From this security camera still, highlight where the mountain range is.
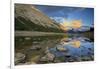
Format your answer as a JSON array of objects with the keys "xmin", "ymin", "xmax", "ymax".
[{"xmin": 15, "ymin": 4, "xmax": 64, "ymax": 33}]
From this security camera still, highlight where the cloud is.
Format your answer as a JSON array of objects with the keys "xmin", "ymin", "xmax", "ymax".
[
  {"xmin": 34, "ymin": 5, "xmax": 94, "ymax": 26},
  {"xmin": 35, "ymin": 5, "xmax": 85, "ymax": 18},
  {"xmin": 50, "ymin": 17, "xmax": 65, "ymax": 23}
]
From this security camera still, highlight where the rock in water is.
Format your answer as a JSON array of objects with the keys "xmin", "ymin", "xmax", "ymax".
[
  {"xmin": 24, "ymin": 37, "xmax": 31, "ymax": 40},
  {"xmin": 40, "ymin": 56, "xmax": 47, "ymax": 62},
  {"xmin": 30, "ymin": 45, "xmax": 41, "ymax": 50},
  {"xmin": 15, "ymin": 53, "xmax": 25, "ymax": 64},
  {"xmin": 40, "ymin": 52, "xmax": 55, "ymax": 62},
  {"xmin": 45, "ymin": 47, "xmax": 49, "ymax": 53},
  {"xmin": 81, "ymin": 56, "xmax": 91, "ymax": 61},
  {"xmin": 46, "ymin": 53, "xmax": 55, "ymax": 61}
]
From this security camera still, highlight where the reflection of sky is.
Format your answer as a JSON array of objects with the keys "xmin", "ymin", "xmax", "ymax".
[
  {"xmin": 35, "ymin": 5, "xmax": 94, "ymax": 26},
  {"xmin": 49, "ymin": 37, "xmax": 94, "ymax": 57}
]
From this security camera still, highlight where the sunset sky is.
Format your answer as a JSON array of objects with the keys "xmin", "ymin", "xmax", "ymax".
[{"xmin": 35, "ymin": 5, "xmax": 94, "ymax": 27}]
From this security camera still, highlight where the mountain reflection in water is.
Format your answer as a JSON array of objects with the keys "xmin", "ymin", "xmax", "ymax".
[{"xmin": 15, "ymin": 35, "xmax": 94, "ymax": 65}]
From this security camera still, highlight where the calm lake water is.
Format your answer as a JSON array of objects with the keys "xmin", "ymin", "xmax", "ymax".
[{"xmin": 15, "ymin": 35, "xmax": 94, "ymax": 65}]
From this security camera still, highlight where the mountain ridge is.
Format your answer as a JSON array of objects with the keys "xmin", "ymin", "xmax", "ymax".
[{"xmin": 15, "ymin": 4, "xmax": 64, "ymax": 33}]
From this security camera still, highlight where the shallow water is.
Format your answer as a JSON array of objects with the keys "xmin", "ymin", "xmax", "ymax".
[{"xmin": 15, "ymin": 35, "xmax": 94, "ymax": 65}]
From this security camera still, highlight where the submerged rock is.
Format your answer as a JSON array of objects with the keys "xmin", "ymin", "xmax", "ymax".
[
  {"xmin": 24, "ymin": 37, "xmax": 31, "ymax": 40},
  {"xmin": 46, "ymin": 53, "xmax": 55, "ymax": 61},
  {"xmin": 39, "ymin": 46, "xmax": 55, "ymax": 62},
  {"xmin": 67, "ymin": 58, "xmax": 74, "ymax": 62},
  {"xmin": 90, "ymin": 55, "xmax": 94, "ymax": 60},
  {"xmin": 45, "ymin": 47, "xmax": 50, "ymax": 54},
  {"xmin": 54, "ymin": 59, "xmax": 61, "ymax": 63},
  {"xmin": 39, "ymin": 56, "xmax": 47, "ymax": 62},
  {"xmin": 15, "ymin": 53, "xmax": 25, "ymax": 64},
  {"xmin": 30, "ymin": 45, "xmax": 41, "ymax": 50},
  {"xmin": 81, "ymin": 56, "xmax": 92, "ymax": 61},
  {"xmin": 40, "ymin": 52, "xmax": 55, "ymax": 62},
  {"xmin": 32, "ymin": 41, "xmax": 40, "ymax": 44},
  {"xmin": 54, "ymin": 57, "xmax": 65, "ymax": 63}
]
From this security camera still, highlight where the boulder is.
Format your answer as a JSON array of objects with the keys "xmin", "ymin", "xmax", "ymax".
[
  {"xmin": 32, "ymin": 41, "xmax": 40, "ymax": 44},
  {"xmin": 81, "ymin": 56, "xmax": 91, "ymax": 61},
  {"xmin": 30, "ymin": 45, "xmax": 41, "ymax": 50},
  {"xmin": 15, "ymin": 53, "xmax": 25, "ymax": 64},
  {"xmin": 39, "ymin": 56, "xmax": 47, "ymax": 62},
  {"xmin": 24, "ymin": 37, "xmax": 31, "ymax": 40},
  {"xmin": 46, "ymin": 53, "xmax": 55, "ymax": 61},
  {"xmin": 40, "ymin": 52, "xmax": 55, "ymax": 62}
]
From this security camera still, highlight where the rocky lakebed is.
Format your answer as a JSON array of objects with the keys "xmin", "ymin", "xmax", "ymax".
[{"xmin": 15, "ymin": 35, "xmax": 94, "ymax": 65}]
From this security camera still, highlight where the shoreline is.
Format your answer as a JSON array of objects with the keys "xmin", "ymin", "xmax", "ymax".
[{"xmin": 15, "ymin": 31, "xmax": 67, "ymax": 36}]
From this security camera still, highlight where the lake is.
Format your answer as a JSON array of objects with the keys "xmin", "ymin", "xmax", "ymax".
[{"xmin": 15, "ymin": 34, "xmax": 94, "ymax": 65}]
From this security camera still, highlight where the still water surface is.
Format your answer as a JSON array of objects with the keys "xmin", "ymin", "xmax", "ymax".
[{"xmin": 15, "ymin": 35, "xmax": 94, "ymax": 65}]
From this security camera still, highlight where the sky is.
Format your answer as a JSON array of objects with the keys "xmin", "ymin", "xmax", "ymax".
[{"xmin": 35, "ymin": 5, "xmax": 94, "ymax": 27}]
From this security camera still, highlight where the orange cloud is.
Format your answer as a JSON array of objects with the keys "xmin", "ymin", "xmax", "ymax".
[
  {"xmin": 59, "ymin": 20, "xmax": 71, "ymax": 31},
  {"xmin": 71, "ymin": 20, "xmax": 82, "ymax": 29},
  {"xmin": 59, "ymin": 19, "xmax": 82, "ymax": 31}
]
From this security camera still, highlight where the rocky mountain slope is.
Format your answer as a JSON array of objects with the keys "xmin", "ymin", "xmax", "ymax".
[{"xmin": 15, "ymin": 4, "xmax": 64, "ymax": 33}]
